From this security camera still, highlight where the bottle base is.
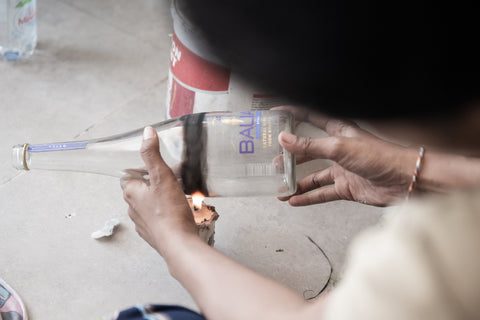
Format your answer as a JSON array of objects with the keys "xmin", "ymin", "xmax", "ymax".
[
  {"xmin": 1, "ymin": 41, "xmax": 37, "ymax": 62},
  {"xmin": 2, "ymin": 51, "xmax": 20, "ymax": 61}
]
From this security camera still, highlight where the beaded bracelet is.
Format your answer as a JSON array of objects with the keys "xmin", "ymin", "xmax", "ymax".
[{"xmin": 406, "ymin": 146, "xmax": 425, "ymax": 200}]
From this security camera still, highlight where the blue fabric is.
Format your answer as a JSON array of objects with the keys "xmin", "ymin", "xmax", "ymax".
[{"xmin": 117, "ymin": 304, "xmax": 206, "ymax": 320}]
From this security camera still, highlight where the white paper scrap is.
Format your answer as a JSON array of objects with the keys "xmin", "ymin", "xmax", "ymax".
[{"xmin": 91, "ymin": 218, "xmax": 120, "ymax": 239}]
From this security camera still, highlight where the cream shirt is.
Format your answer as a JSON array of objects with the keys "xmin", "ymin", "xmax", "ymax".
[{"xmin": 324, "ymin": 188, "xmax": 480, "ymax": 320}]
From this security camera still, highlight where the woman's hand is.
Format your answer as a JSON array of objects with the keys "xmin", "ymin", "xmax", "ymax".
[
  {"xmin": 120, "ymin": 127, "xmax": 199, "ymax": 256},
  {"xmin": 119, "ymin": 128, "xmax": 331, "ymax": 320},
  {"xmin": 276, "ymin": 106, "xmax": 418, "ymax": 207}
]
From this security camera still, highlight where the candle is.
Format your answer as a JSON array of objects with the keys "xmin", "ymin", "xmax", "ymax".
[{"xmin": 187, "ymin": 193, "xmax": 219, "ymax": 246}]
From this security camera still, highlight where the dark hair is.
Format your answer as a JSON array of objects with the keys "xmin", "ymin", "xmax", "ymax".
[{"xmin": 177, "ymin": 0, "xmax": 478, "ymax": 119}]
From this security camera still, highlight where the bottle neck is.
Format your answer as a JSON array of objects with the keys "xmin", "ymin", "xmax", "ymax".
[{"xmin": 12, "ymin": 140, "xmax": 143, "ymax": 177}]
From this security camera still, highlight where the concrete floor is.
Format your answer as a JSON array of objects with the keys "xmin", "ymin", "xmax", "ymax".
[{"xmin": 0, "ymin": 0, "xmax": 384, "ymax": 318}]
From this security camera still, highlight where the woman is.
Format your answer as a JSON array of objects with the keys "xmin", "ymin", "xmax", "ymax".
[{"xmin": 116, "ymin": 1, "xmax": 480, "ymax": 319}]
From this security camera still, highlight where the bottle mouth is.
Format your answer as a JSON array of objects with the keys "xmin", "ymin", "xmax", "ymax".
[{"xmin": 12, "ymin": 144, "xmax": 29, "ymax": 170}]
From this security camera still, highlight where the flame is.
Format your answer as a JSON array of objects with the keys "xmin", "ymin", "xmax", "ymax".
[{"xmin": 191, "ymin": 191, "xmax": 205, "ymax": 210}]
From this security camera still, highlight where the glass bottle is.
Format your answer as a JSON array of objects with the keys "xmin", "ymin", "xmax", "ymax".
[{"xmin": 12, "ymin": 111, "xmax": 296, "ymax": 197}]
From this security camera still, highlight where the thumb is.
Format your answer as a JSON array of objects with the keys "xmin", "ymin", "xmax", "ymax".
[
  {"xmin": 140, "ymin": 126, "xmax": 171, "ymax": 185},
  {"xmin": 278, "ymin": 131, "xmax": 337, "ymax": 161}
]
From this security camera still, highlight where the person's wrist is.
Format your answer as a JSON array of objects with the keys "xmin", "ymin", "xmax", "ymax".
[
  {"xmin": 154, "ymin": 221, "xmax": 200, "ymax": 257},
  {"xmin": 397, "ymin": 146, "xmax": 425, "ymax": 192}
]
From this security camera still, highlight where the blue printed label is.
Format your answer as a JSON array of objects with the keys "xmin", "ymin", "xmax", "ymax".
[
  {"xmin": 256, "ymin": 111, "xmax": 262, "ymax": 139},
  {"xmin": 238, "ymin": 111, "xmax": 265, "ymax": 154},
  {"xmin": 28, "ymin": 141, "xmax": 88, "ymax": 153}
]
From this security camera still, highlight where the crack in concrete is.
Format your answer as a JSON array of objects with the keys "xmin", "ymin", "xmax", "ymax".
[
  {"xmin": 73, "ymin": 78, "xmax": 168, "ymax": 139},
  {"xmin": 0, "ymin": 172, "xmax": 24, "ymax": 187}
]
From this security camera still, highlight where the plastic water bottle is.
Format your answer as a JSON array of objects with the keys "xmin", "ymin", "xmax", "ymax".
[
  {"xmin": 12, "ymin": 111, "xmax": 296, "ymax": 197},
  {"xmin": 0, "ymin": 0, "xmax": 37, "ymax": 61}
]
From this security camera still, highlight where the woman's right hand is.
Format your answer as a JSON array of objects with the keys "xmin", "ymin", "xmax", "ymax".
[{"xmin": 276, "ymin": 106, "xmax": 419, "ymax": 207}]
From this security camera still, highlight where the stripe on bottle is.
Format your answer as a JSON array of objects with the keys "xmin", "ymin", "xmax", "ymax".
[{"xmin": 28, "ymin": 141, "xmax": 88, "ymax": 152}]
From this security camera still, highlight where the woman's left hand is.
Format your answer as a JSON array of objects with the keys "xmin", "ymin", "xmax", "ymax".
[{"xmin": 121, "ymin": 128, "xmax": 329, "ymax": 320}]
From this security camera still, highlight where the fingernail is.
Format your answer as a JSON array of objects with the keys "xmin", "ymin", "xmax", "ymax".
[
  {"xmin": 280, "ymin": 131, "xmax": 296, "ymax": 144},
  {"xmin": 143, "ymin": 126, "xmax": 156, "ymax": 140}
]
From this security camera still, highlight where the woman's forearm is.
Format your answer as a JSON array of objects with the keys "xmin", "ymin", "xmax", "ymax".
[
  {"xmin": 414, "ymin": 150, "xmax": 480, "ymax": 193},
  {"xmin": 162, "ymin": 234, "xmax": 326, "ymax": 320}
]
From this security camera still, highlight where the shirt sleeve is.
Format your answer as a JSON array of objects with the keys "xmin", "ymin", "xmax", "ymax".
[{"xmin": 323, "ymin": 189, "xmax": 480, "ymax": 320}]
